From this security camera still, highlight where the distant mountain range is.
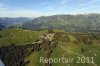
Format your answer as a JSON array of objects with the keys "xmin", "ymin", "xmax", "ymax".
[
  {"xmin": 22, "ymin": 13, "xmax": 100, "ymax": 32},
  {"xmin": 0, "ymin": 14, "xmax": 100, "ymax": 32},
  {"xmin": 0, "ymin": 17, "xmax": 33, "ymax": 29}
]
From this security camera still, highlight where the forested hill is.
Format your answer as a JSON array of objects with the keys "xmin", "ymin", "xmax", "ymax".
[{"xmin": 22, "ymin": 13, "xmax": 100, "ymax": 32}]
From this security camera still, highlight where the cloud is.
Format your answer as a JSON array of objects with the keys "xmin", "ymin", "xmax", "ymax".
[
  {"xmin": 60, "ymin": 0, "xmax": 69, "ymax": 5},
  {"xmin": 42, "ymin": 2, "xmax": 48, "ymax": 6},
  {"xmin": 70, "ymin": 0, "xmax": 100, "ymax": 14},
  {"xmin": 0, "ymin": 3, "xmax": 8, "ymax": 11},
  {"xmin": 79, "ymin": 0, "xmax": 99, "ymax": 6},
  {"xmin": 0, "ymin": 9, "xmax": 48, "ymax": 17},
  {"xmin": 0, "ymin": 3, "xmax": 49, "ymax": 17},
  {"xmin": 0, "ymin": 6, "xmax": 55, "ymax": 17},
  {"xmin": 0, "ymin": 1, "xmax": 56, "ymax": 17},
  {"xmin": 0, "ymin": 0, "xmax": 100, "ymax": 17}
]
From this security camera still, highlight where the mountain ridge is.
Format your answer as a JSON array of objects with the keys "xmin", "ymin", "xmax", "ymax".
[{"xmin": 22, "ymin": 13, "xmax": 100, "ymax": 32}]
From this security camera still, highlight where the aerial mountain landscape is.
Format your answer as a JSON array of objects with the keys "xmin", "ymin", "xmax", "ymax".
[
  {"xmin": 0, "ymin": 0, "xmax": 100, "ymax": 66},
  {"xmin": 0, "ymin": 14, "xmax": 100, "ymax": 66}
]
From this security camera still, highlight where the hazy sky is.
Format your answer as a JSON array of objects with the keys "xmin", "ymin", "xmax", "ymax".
[{"xmin": 0, "ymin": 0, "xmax": 100, "ymax": 17}]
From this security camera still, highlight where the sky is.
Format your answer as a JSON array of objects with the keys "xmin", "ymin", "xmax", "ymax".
[{"xmin": 0, "ymin": 0, "xmax": 100, "ymax": 17}]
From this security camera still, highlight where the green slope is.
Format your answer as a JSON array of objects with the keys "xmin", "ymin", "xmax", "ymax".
[
  {"xmin": 0, "ymin": 28, "xmax": 40, "ymax": 46},
  {"xmin": 0, "ymin": 28, "xmax": 100, "ymax": 66}
]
